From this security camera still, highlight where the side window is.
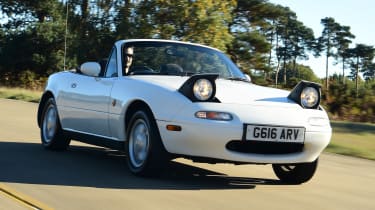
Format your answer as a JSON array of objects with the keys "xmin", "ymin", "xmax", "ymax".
[{"xmin": 105, "ymin": 48, "xmax": 118, "ymax": 77}]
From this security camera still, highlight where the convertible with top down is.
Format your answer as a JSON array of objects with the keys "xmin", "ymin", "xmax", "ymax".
[{"xmin": 37, "ymin": 39, "xmax": 331, "ymax": 184}]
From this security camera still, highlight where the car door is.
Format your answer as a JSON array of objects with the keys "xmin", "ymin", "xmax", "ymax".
[{"xmin": 58, "ymin": 48, "xmax": 118, "ymax": 138}]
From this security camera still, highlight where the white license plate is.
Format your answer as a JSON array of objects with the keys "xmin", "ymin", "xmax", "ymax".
[{"xmin": 246, "ymin": 125, "xmax": 305, "ymax": 143}]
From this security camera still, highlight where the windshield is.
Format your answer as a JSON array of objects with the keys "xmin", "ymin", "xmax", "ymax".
[{"xmin": 123, "ymin": 41, "xmax": 247, "ymax": 80}]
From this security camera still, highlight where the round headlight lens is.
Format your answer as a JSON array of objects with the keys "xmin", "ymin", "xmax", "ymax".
[
  {"xmin": 301, "ymin": 87, "xmax": 319, "ymax": 108},
  {"xmin": 193, "ymin": 79, "xmax": 213, "ymax": 101}
]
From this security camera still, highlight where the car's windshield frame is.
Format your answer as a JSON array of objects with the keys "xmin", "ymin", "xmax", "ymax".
[{"xmin": 121, "ymin": 41, "xmax": 248, "ymax": 81}]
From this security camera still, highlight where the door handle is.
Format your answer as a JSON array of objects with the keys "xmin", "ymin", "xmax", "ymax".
[{"xmin": 71, "ymin": 83, "xmax": 77, "ymax": 88}]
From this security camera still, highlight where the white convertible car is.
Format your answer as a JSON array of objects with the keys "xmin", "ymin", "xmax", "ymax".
[{"xmin": 37, "ymin": 39, "xmax": 331, "ymax": 184}]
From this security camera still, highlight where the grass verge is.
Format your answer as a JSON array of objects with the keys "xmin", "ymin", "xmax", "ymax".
[
  {"xmin": 0, "ymin": 87, "xmax": 41, "ymax": 103},
  {"xmin": 326, "ymin": 121, "xmax": 375, "ymax": 160}
]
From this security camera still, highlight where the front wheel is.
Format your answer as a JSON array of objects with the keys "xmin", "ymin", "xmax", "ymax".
[
  {"xmin": 272, "ymin": 158, "xmax": 319, "ymax": 184},
  {"xmin": 40, "ymin": 98, "xmax": 70, "ymax": 150},
  {"xmin": 125, "ymin": 110, "xmax": 168, "ymax": 176}
]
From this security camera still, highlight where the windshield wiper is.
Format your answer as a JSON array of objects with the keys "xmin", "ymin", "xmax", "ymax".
[{"xmin": 226, "ymin": 77, "xmax": 250, "ymax": 82}]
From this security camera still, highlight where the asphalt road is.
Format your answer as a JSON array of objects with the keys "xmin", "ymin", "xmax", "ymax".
[{"xmin": 0, "ymin": 98, "xmax": 374, "ymax": 210}]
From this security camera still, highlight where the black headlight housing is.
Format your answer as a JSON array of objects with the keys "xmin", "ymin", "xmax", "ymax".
[
  {"xmin": 178, "ymin": 74, "xmax": 219, "ymax": 102},
  {"xmin": 288, "ymin": 81, "xmax": 321, "ymax": 109}
]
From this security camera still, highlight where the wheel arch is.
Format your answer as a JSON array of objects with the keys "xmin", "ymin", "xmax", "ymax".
[
  {"xmin": 125, "ymin": 100, "xmax": 154, "ymax": 132},
  {"xmin": 124, "ymin": 100, "xmax": 167, "ymax": 149},
  {"xmin": 37, "ymin": 91, "xmax": 54, "ymax": 128}
]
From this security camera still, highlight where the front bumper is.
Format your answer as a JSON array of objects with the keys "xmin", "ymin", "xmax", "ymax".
[{"xmin": 156, "ymin": 103, "xmax": 331, "ymax": 164}]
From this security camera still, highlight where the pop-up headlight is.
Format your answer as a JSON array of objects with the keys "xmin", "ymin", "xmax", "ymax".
[
  {"xmin": 288, "ymin": 81, "xmax": 321, "ymax": 109},
  {"xmin": 178, "ymin": 74, "xmax": 218, "ymax": 102}
]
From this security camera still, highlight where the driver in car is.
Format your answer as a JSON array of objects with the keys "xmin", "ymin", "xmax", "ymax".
[{"xmin": 124, "ymin": 47, "xmax": 134, "ymax": 75}]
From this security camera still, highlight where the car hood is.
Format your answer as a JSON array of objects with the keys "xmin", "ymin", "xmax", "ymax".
[{"xmin": 131, "ymin": 75, "xmax": 293, "ymax": 106}]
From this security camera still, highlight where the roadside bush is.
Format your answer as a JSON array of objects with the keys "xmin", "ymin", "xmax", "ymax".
[
  {"xmin": 0, "ymin": 70, "xmax": 46, "ymax": 90},
  {"xmin": 326, "ymin": 79, "xmax": 375, "ymax": 123}
]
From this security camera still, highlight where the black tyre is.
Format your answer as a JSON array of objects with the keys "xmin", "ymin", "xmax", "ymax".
[
  {"xmin": 125, "ymin": 109, "xmax": 168, "ymax": 176},
  {"xmin": 40, "ymin": 98, "xmax": 70, "ymax": 150},
  {"xmin": 272, "ymin": 158, "xmax": 319, "ymax": 184}
]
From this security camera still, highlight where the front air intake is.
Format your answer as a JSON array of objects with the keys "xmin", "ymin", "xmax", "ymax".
[{"xmin": 226, "ymin": 140, "xmax": 304, "ymax": 155}]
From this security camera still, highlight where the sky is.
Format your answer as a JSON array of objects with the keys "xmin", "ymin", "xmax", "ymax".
[{"xmin": 269, "ymin": 0, "xmax": 375, "ymax": 78}]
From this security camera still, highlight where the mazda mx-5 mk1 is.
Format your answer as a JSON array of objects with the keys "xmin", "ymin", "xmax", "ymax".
[{"xmin": 37, "ymin": 39, "xmax": 331, "ymax": 184}]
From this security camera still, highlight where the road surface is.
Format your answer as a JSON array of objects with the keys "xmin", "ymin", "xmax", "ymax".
[{"xmin": 0, "ymin": 99, "xmax": 374, "ymax": 210}]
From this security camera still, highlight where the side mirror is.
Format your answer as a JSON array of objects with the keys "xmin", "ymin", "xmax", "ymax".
[{"xmin": 80, "ymin": 62, "xmax": 101, "ymax": 77}]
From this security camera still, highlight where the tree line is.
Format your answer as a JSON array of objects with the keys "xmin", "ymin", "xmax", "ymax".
[{"xmin": 0, "ymin": 0, "xmax": 374, "ymax": 122}]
